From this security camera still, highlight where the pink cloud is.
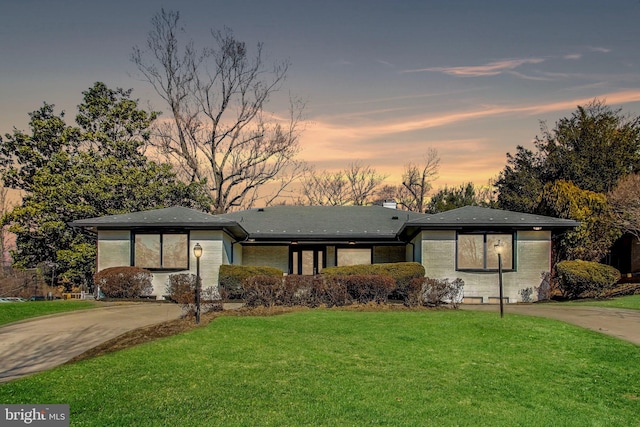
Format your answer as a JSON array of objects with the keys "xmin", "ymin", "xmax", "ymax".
[{"xmin": 404, "ymin": 58, "xmax": 546, "ymax": 76}]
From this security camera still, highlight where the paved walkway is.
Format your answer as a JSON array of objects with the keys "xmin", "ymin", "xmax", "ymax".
[
  {"xmin": 462, "ymin": 304, "xmax": 640, "ymax": 345},
  {"xmin": 0, "ymin": 303, "xmax": 182, "ymax": 383}
]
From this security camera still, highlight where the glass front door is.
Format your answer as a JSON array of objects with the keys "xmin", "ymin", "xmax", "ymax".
[{"xmin": 291, "ymin": 247, "xmax": 324, "ymax": 275}]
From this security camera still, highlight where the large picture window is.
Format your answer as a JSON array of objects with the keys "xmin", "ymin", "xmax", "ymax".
[
  {"xmin": 134, "ymin": 233, "xmax": 188, "ymax": 270},
  {"xmin": 337, "ymin": 248, "xmax": 371, "ymax": 266},
  {"xmin": 457, "ymin": 233, "xmax": 513, "ymax": 270}
]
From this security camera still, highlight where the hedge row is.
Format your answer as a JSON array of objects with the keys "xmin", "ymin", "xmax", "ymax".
[
  {"xmin": 219, "ymin": 264, "xmax": 284, "ymax": 299},
  {"xmin": 322, "ymin": 262, "xmax": 425, "ymax": 300},
  {"xmin": 243, "ymin": 274, "xmax": 396, "ymax": 308},
  {"xmin": 242, "ymin": 274, "xmax": 464, "ymax": 308}
]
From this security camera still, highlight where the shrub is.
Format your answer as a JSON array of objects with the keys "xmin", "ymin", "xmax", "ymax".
[
  {"xmin": 556, "ymin": 260, "xmax": 621, "ymax": 299},
  {"xmin": 166, "ymin": 273, "xmax": 224, "ymax": 315},
  {"xmin": 402, "ymin": 279, "xmax": 423, "ymax": 307},
  {"xmin": 243, "ymin": 275, "xmax": 285, "ymax": 308},
  {"xmin": 536, "ymin": 271, "xmax": 552, "ymax": 301},
  {"xmin": 282, "ymin": 275, "xmax": 324, "ymax": 307},
  {"xmin": 312, "ymin": 276, "xmax": 349, "ymax": 308},
  {"xmin": 416, "ymin": 277, "xmax": 465, "ymax": 308},
  {"xmin": 322, "ymin": 262, "xmax": 424, "ymax": 283},
  {"xmin": 219, "ymin": 265, "xmax": 284, "ymax": 299},
  {"xmin": 322, "ymin": 262, "xmax": 424, "ymax": 300},
  {"xmin": 93, "ymin": 266, "xmax": 153, "ymax": 299},
  {"xmin": 338, "ymin": 274, "xmax": 396, "ymax": 304},
  {"xmin": 519, "ymin": 287, "xmax": 534, "ymax": 303}
]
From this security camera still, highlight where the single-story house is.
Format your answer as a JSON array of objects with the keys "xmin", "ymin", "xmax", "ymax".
[{"xmin": 70, "ymin": 204, "xmax": 580, "ymax": 303}]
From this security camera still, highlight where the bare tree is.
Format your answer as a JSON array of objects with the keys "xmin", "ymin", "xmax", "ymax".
[
  {"xmin": 0, "ymin": 186, "xmax": 15, "ymax": 267},
  {"xmin": 300, "ymin": 162, "xmax": 386, "ymax": 206},
  {"xmin": 346, "ymin": 162, "xmax": 386, "ymax": 205},
  {"xmin": 300, "ymin": 170, "xmax": 349, "ymax": 206},
  {"xmin": 401, "ymin": 148, "xmax": 440, "ymax": 212},
  {"xmin": 132, "ymin": 9, "xmax": 305, "ymax": 213},
  {"xmin": 609, "ymin": 173, "xmax": 640, "ymax": 239}
]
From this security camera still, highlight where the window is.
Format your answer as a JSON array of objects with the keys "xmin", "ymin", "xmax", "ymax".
[
  {"xmin": 134, "ymin": 233, "xmax": 188, "ymax": 270},
  {"xmin": 337, "ymin": 248, "xmax": 371, "ymax": 266},
  {"xmin": 457, "ymin": 233, "xmax": 513, "ymax": 270}
]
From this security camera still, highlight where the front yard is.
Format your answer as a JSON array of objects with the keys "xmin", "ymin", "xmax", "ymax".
[{"xmin": 0, "ymin": 309, "xmax": 638, "ymax": 425}]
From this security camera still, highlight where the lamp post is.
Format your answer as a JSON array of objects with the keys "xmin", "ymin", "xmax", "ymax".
[
  {"xmin": 494, "ymin": 239, "xmax": 505, "ymax": 318},
  {"xmin": 193, "ymin": 243, "xmax": 203, "ymax": 324}
]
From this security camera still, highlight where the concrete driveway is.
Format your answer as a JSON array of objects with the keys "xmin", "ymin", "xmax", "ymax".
[
  {"xmin": 463, "ymin": 304, "xmax": 640, "ymax": 346},
  {"xmin": 0, "ymin": 303, "xmax": 182, "ymax": 383}
]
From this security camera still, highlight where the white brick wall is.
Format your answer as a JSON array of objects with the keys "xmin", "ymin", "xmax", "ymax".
[{"xmin": 420, "ymin": 230, "xmax": 551, "ymax": 303}]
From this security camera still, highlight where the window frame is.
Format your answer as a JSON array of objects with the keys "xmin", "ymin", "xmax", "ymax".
[
  {"xmin": 132, "ymin": 231, "xmax": 190, "ymax": 271},
  {"xmin": 455, "ymin": 231, "xmax": 515, "ymax": 272}
]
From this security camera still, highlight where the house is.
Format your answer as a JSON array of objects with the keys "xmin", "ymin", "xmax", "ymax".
[{"xmin": 70, "ymin": 204, "xmax": 579, "ymax": 303}]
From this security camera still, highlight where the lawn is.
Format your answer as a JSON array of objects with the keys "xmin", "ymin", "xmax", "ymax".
[
  {"xmin": 559, "ymin": 294, "xmax": 640, "ymax": 311},
  {"xmin": 0, "ymin": 309, "xmax": 638, "ymax": 426},
  {"xmin": 0, "ymin": 300, "xmax": 97, "ymax": 326}
]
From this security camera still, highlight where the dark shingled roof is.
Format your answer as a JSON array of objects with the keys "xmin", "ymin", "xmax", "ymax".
[
  {"xmin": 220, "ymin": 205, "xmax": 427, "ymax": 240},
  {"xmin": 70, "ymin": 205, "xmax": 580, "ymax": 242},
  {"xmin": 402, "ymin": 206, "xmax": 581, "ymax": 229},
  {"xmin": 69, "ymin": 206, "xmax": 247, "ymax": 239}
]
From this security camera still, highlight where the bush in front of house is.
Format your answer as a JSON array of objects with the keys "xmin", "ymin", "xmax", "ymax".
[
  {"xmin": 243, "ymin": 275, "xmax": 286, "ymax": 308},
  {"xmin": 410, "ymin": 277, "xmax": 465, "ymax": 308},
  {"xmin": 339, "ymin": 274, "xmax": 396, "ymax": 304},
  {"xmin": 322, "ymin": 262, "xmax": 424, "ymax": 283},
  {"xmin": 166, "ymin": 273, "xmax": 224, "ymax": 315},
  {"xmin": 556, "ymin": 260, "xmax": 621, "ymax": 299},
  {"xmin": 314, "ymin": 276, "xmax": 350, "ymax": 307},
  {"xmin": 93, "ymin": 266, "xmax": 153, "ymax": 299},
  {"xmin": 322, "ymin": 262, "xmax": 425, "ymax": 302},
  {"xmin": 219, "ymin": 265, "xmax": 284, "ymax": 299}
]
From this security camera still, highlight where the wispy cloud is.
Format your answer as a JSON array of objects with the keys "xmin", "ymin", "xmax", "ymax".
[
  {"xmin": 302, "ymin": 89, "xmax": 640, "ymax": 146},
  {"xmin": 403, "ymin": 58, "xmax": 545, "ymax": 77},
  {"xmin": 564, "ymin": 53, "xmax": 582, "ymax": 60},
  {"xmin": 589, "ymin": 46, "xmax": 611, "ymax": 53}
]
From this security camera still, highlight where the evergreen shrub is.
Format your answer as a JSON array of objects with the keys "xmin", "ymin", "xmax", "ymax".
[{"xmin": 556, "ymin": 260, "xmax": 621, "ymax": 298}]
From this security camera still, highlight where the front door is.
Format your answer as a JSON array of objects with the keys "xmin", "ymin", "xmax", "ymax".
[{"xmin": 291, "ymin": 247, "xmax": 324, "ymax": 275}]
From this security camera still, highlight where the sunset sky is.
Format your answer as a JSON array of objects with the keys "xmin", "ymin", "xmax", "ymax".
[{"xmin": 3, "ymin": 0, "xmax": 640, "ymax": 191}]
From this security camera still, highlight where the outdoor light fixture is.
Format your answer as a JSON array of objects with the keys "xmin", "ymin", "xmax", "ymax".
[
  {"xmin": 494, "ymin": 240, "xmax": 505, "ymax": 318},
  {"xmin": 193, "ymin": 243, "xmax": 203, "ymax": 324}
]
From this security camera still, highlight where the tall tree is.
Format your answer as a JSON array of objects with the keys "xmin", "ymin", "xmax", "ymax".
[
  {"xmin": 608, "ymin": 173, "xmax": 640, "ymax": 240},
  {"xmin": 0, "ymin": 83, "xmax": 211, "ymax": 288},
  {"xmin": 426, "ymin": 182, "xmax": 497, "ymax": 213},
  {"xmin": 538, "ymin": 180, "xmax": 620, "ymax": 262},
  {"xmin": 495, "ymin": 101, "xmax": 640, "ymax": 261},
  {"xmin": 0, "ymin": 104, "xmax": 80, "ymax": 192},
  {"xmin": 401, "ymin": 148, "xmax": 440, "ymax": 212},
  {"xmin": 132, "ymin": 9, "xmax": 305, "ymax": 213},
  {"xmin": 497, "ymin": 100, "xmax": 640, "ymax": 209},
  {"xmin": 300, "ymin": 162, "xmax": 385, "ymax": 206}
]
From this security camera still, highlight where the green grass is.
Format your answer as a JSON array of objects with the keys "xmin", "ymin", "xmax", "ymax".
[
  {"xmin": 0, "ymin": 300, "xmax": 97, "ymax": 326},
  {"xmin": 559, "ymin": 294, "xmax": 640, "ymax": 310},
  {"xmin": 1, "ymin": 310, "xmax": 639, "ymax": 426}
]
